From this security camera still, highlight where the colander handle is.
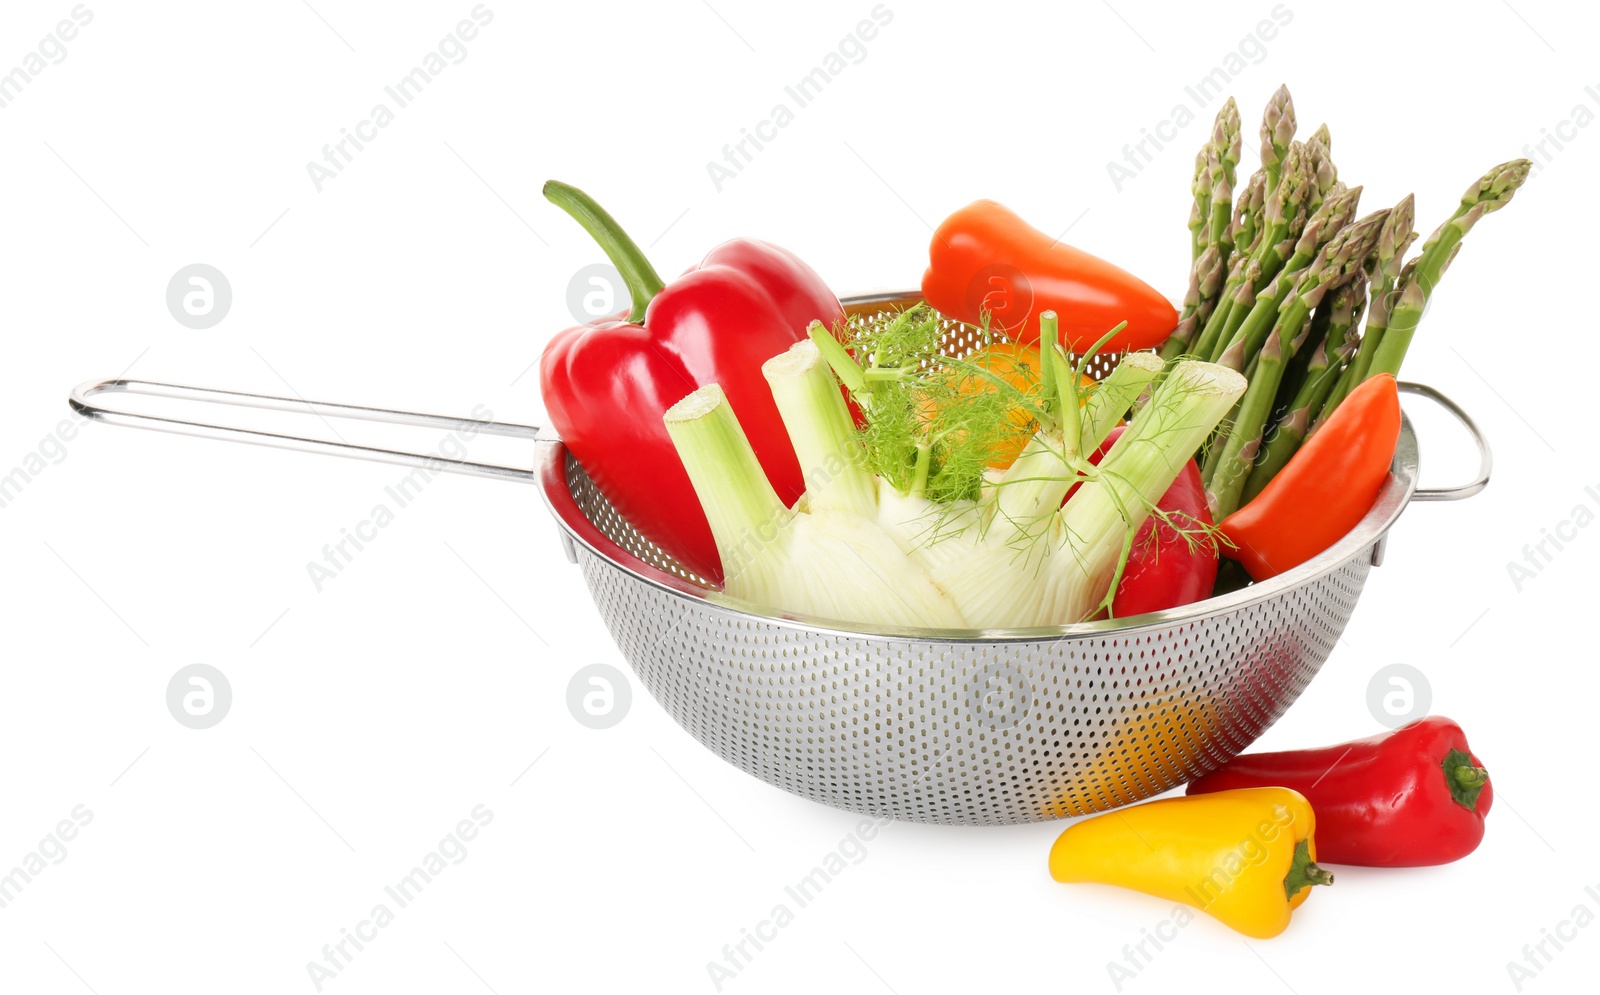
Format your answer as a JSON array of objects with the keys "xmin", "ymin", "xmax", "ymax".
[
  {"xmin": 1398, "ymin": 381, "xmax": 1491, "ymax": 502},
  {"xmin": 68, "ymin": 378, "xmax": 543, "ymax": 484}
]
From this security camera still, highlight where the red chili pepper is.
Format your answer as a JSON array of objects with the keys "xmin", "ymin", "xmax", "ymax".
[
  {"xmin": 1075, "ymin": 428, "xmax": 1218, "ymax": 617},
  {"xmin": 1219, "ymin": 373, "xmax": 1401, "ymax": 581},
  {"xmin": 921, "ymin": 200, "xmax": 1177, "ymax": 353},
  {"xmin": 540, "ymin": 181, "xmax": 843, "ymax": 581},
  {"xmin": 1187, "ymin": 716, "xmax": 1492, "ymax": 867}
]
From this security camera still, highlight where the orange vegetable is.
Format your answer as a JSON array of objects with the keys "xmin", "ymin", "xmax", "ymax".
[
  {"xmin": 922, "ymin": 200, "xmax": 1177, "ymax": 353},
  {"xmin": 1220, "ymin": 374, "xmax": 1401, "ymax": 580}
]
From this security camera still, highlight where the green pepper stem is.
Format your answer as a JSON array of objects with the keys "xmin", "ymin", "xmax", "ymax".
[
  {"xmin": 1442, "ymin": 748, "xmax": 1490, "ymax": 810},
  {"xmin": 1284, "ymin": 838, "xmax": 1334, "ymax": 899},
  {"xmin": 542, "ymin": 180, "xmax": 666, "ymax": 323}
]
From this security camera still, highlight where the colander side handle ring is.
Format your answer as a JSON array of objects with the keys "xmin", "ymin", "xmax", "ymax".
[
  {"xmin": 1398, "ymin": 381, "xmax": 1491, "ymax": 502},
  {"xmin": 68, "ymin": 378, "xmax": 543, "ymax": 484}
]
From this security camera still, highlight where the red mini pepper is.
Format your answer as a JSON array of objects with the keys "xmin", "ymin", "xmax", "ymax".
[
  {"xmin": 1220, "ymin": 373, "xmax": 1401, "ymax": 581},
  {"xmin": 1078, "ymin": 427, "xmax": 1218, "ymax": 617},
  {"xmin": 921, "ymin": 200, "xmax": 1177, "ymax": 353},
  {"xmin": 540, "ymin": 181, "xmax": 844, "ymax": 581},
  {"xmin": 1187, "ymin": 716, "xmax": 1492, "ymax": 867}
]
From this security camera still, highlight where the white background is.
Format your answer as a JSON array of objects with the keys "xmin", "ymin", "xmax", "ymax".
[{"xmin": 2, "ymin": 1, "xmax": 1596, "ymax": 992}]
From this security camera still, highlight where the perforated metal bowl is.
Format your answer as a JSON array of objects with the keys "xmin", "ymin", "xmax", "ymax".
[
  {"xmin": 69, "ymin": 293, "xmax": 1489, "ymax": 825},
  {"xmin": 530, "ymin": 294, "xmax": 1489, "ymax": 823}
]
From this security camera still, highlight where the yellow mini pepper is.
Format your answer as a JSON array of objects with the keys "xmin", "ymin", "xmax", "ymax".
[{"xmin": 1048, "ymin": 786, "xmax": 1332, "ymax": 939}]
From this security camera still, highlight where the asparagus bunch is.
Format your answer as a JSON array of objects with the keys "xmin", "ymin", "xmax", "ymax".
[{"xmin": 1156, "ymin": 87, "xmax": 1532, "ymax": 522}]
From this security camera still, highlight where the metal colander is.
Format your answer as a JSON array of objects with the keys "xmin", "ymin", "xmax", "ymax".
[{"xmin": 69, "ymin": 293, "xmax": 1490, "ymax": 825}]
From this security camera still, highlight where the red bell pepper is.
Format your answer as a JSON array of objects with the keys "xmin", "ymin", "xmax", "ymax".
[
  {"xmin": 540, "ymin": 181, "xmax": 844, "ymax": 581},
  {"xmin": 1187, "ymin": 716, "xmax": 1492, "ymax": 867},
  {"xmin": 921, "ymin": 200, "xmax": 1177, "ymax": 353},
  {"xmin": 1074, "ymin": 427, "xmax": 1218, "ymax": 617}
]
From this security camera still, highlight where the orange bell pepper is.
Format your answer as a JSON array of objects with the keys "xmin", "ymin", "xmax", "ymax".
[
  {"xmin": 921, "ymin": 200, "xmax": 1177, "ymax": 353},
  {"xmin": 1220, "ymin": 373, "xmax": 1401, "ymax": 581}
]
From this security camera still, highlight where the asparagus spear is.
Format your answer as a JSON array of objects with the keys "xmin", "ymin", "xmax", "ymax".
[
  {"xmin": 1319, "ymin": 195, "xmax": 1417, "ymax": 414},
  {"xmin": 1162, "ymin": 100, "xmax": 1247, "ymax": 357},
  {"xmin": 1260, "ymin": 84, "xmax": 1297, "ymax": 196},
  {"xmin": 1311, "ymin": 160, "xmax": 1532, "ymax": 435},
  {"xmin": 1209, "ymin": 98, "xmax": 1242, "ymax": 259},
  {"xmin": 1310, "ymin": 122, "xmax": 1331, "ymax": 154},
  {"xmin": 1365, "ymin": 159, "xmax": 1532, "ymax": 378},
  {"xmin": 1304, "ymin": 132, "xmax": 1338, "ymax": 214},
  {"xmin": 1184, "ymin": 169, "xmax": 1266, "ymax": 360},
  {"xmin": 1314, "ymin": 270, "xmax": 1369, "ymax": 400},
  {"xmin": 1216, "ymin": 96, "xmax": 1243, "ymax": 186},
  {"xmin": 1272, "ymin": 269, "xmax": 1346, "ymax": 424},
  {"xmin": 1198, "ymin": 143, "xmax": 1313, "ymax": 362},
  {"xmin": 1209, "ymin": 154, "xmax": 1234, "ymax": 264},
  {"xmin": 1231, "ymin": 168, "xmax": 1267, "ymax": 265},
  {"xmin": 1188, "ymin": 100, "xmax": 1242, "ymax": 262},
  {"xmin": 1206, "ymin": 209, "xmax": 1390, "ymax": 518},
  {"xmin": 1189, "ymin": 149, "xmax": 1211, "ymax": 262},
  {"xmin": 1159, "ymin": 244, "xmax": 1225, "ymax": 360},
  {"xmin": 1243, "ymin": 272, "xmax": 1368, "ymax": 502}
]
